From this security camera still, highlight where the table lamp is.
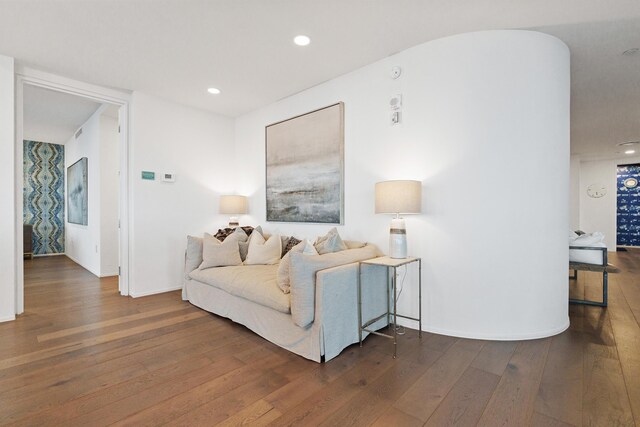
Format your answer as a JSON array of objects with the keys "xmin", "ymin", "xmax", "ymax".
[
  {"xmin": 219, "ymin": 195, "xmax": 248, "ymax": 227},
  {"xmin": 375, "ymin": 180, "xmax": 422, "ymax": 258}
]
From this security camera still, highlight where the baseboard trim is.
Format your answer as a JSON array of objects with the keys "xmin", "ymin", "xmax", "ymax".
[
  {"xmin": 0, "ymin": 315, "xmax": 16, "ymax": 323},
  {"xmin": 396, "ymin": 317, "xmax": 570, "ymax": 341},
  {"xmin": 130, "ymin": 286, "xmax": 182, "ymax": 298},
  {"xmin": 64, "ymin": 254, "xmax": 101, "ymax": 278}
]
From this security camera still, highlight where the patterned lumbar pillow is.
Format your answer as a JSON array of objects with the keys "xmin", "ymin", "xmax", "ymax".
[
  {"xmin": 282, "ymin": 236, "xmax": 302, "ymax": 258},
  {"xmin": 199, "ymin": 233, "xmax": 242, "ymax": 270},
  {"xmin": 276, "ymin": 240, "xmax": 317, "ymax": 293},
  {"xmin": 244, "ymin": 229, "xmax": 282, "ymax": 265},
  {"xmin": 314, "ymin": 227, "xmax": 347, "ymax": 255}
]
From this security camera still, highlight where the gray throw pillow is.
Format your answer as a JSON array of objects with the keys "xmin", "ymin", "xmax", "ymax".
[
  {"xmin": 185, "ymin": 235, "xmax": 203, "ymax": 279},
  {"xmin": 314, "ymin": 227, "xmax": 348, "ymax": 255},
  {"xmin": 289, "ymin": 244, "xmax": 382, "ymax": 328}
]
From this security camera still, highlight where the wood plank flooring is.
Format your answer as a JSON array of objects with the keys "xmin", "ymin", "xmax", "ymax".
[{"xmin": 1, "ymin": 252, "xmax": 639, "ymax": 426}]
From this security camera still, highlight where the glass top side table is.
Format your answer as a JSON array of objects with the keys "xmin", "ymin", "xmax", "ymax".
[{"xmin": 357, "ymin": 256, "xmax": 422, "ymax": 358}]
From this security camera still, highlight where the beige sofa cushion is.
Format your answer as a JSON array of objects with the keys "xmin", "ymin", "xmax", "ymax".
[
  {"xmin": 189, "ymin": 264, "xmax": 289, "ymax": 313},
  {"xmin": 277, "ymin": 240, "xmax": 318, "ymax": 294},
  {"xmin": 289, "ymin": 244, "xmax": 382, "ymax": 328},
  {"xmin": 199, "ymin": 233, "xmax": 243, "ymax": 270},
  {"xmin": 245, "ymin": 231, "xmax": 282, "ymax": 265}
]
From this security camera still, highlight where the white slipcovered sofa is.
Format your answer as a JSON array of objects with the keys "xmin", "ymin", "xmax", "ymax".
[{"xmin": 182, "ymin": 237, "xmax": 388, "ymax": 362}]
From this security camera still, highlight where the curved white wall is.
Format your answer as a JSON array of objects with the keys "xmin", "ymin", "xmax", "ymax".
[
  {"xmin": 414, "ymin": 31, "xmax": 570, "ymax": 339},
  {"xmin": 235, "ymin": 30, "xmax": 570, "ymax": 340}
]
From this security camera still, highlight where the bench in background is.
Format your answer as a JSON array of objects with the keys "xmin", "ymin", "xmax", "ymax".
[{"xmin": 569, "ymin": 245, "xmax": 619, "ymax": 307}]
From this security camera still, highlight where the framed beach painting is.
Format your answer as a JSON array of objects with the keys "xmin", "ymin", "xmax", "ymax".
[
  {"xmin": 265, "ymin": 102, "xmax": 344, "ymax": 224},
  {"xmin": 67, "ymin": 157, "xmax": 88, "ymax": 225}
]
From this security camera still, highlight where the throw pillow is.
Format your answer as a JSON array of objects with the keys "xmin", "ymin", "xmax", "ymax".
[
  {"xmin": 282, "ymin": 236, "xmax": 302, "ymax": 257},
  {"xmin": 276, "ymin": 239, "xmax": 317, "ymax": 293},
  {"xmin": 344, "ymin": 240, "xmax": 367, "ymax": 249},
  {"xmin": 199, "ymin": 233, "xmax": 242, "ymax": 270},
  {"xmin": 213, "ymin": 228, "xmax": 234, "ymax": 241},
  {"xmin": 244, "ymin": 230, "xmax": 282, "ymax": 265},
  {"xmin": 289, "ymin": 244, "xmax": 382, "ymax": 328},
  {"xmin": 229, "ymin": 227, "xmax": 250, "ymax": 261},
  {"xmin": 314, "ymin": 227, "xmax": 347, "ymax": 255},
  {"xmin": 573, "ymin": 232, "xmax": 605, "ymax": 246},
  {"xmin": 214, "ymin": 226, "xmax": 254, "ymax": 242},
  {"xmin": 185, "ymin": 235, "xmax": 203, "ymax": 278}
]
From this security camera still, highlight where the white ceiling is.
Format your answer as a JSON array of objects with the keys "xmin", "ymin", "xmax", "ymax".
[
  {"xmin": 23, "ymin": 85, "xmax": 102, "ymax": 145},
  {"xmin": 2, "ymin": 1, "xmax": 640, "ymax": 158}
]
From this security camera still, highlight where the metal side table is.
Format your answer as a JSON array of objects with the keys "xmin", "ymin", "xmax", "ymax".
[{"xmin": 358, "ymin": 256, "xmax": 422, "ymax": 358}]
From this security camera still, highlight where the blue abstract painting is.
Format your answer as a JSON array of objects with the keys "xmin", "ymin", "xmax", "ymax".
[
  {"xmin": 23, "ymin": 140, "xmax": 65, "ymax": 255},
  {"xmin": 67, "ymin": 157, "xmax": 88, "ymax": 225},
  {"xmin": 617, "ymin": 163, "xmax": 640, "ymax": 247}
]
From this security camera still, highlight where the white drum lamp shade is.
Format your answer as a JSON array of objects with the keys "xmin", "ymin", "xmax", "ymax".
[
  {"xmin": 219, "ymin": 195, "xmax": 248, "ymax": 227},
  {"xmin": 375, "ymin": 180, "xmax": 422, "ymax": 258}
]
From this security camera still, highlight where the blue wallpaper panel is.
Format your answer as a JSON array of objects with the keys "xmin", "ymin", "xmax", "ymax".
[
  {"xmin": 617, "ymin": 163, "xmax": 640, "ymax": 247},
  {"xmin": 23, "ymin": 141, "xmax": 65, "ymax": 254}
]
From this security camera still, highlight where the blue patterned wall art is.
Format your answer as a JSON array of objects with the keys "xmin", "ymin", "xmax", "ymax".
[
  {"xmin": 617, "ymin": 163, "xmax": 640, "ymax": 247},
  {"xmin": 23, "ymin": 141, "xmax": 65, "ymax": 255}
]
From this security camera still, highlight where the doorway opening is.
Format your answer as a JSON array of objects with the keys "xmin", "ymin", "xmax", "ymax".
[
  {"xmin": 15, "ymin": 69, "xmax": 130, "ymax": 315},
  {"xmin": 616, "ymin": 163, "xmax": 640, "ymax": 247}
]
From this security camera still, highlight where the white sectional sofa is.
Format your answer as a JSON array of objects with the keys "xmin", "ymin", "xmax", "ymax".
[{"xmin": 182, "ymin": 237, "xmax": 388, "ymax": 362}]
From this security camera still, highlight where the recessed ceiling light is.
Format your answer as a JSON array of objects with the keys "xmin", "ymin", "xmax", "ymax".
[
  {"xmin": 625, "ymin": 150, "xmax": 636, "ymax": 154},
  {"xmin": 294, "ymin": 35, "xmax": 311, "ymax": 46},
  {"xmin": 207, "ymin": 87, "xmax": 221, "ymax": 95},
  {"xmin": 622, "ymin": 48, "xmax": 640, "ymax": 56}
]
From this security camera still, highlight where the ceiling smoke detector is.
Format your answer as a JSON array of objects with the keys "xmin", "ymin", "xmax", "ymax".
[{"xmin": 622, "ymin": 48, "xmax": 640, "ymax": 56}]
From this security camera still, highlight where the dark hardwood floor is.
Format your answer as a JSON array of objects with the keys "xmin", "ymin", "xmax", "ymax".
[{"xmin": 1, "ymin": 251, "xmax": 639, "ymax": 426}]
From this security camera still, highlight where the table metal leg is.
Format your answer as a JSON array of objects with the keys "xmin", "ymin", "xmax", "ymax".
[
  {"xmin": 387, "ymin": 267, "xmax": 391, "ymax": 331},
  {"xmin": 419, "ymin": 258, "xmax": 422, "ymax": 339},
  {"xmin": 393, "ymin": 266, "xmax": 397, "ymax": 358},
  {"xmin": 358, "ymin": 262, "xmax": 362, "ymax": 347}
]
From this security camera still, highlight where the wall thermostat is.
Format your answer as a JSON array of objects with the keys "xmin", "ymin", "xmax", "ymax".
[
  {"xmin": 162, "ymin": 173, "xmax": 176, "ymax": 183},
  {"xmin": 390, "ymin": 66, "xmax": 402, "ymax": 79}
]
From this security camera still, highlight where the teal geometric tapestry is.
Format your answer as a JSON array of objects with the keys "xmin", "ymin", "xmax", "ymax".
[{"xmin": 23, "ymin": 140, "xmax": 65, "ymax": 254}]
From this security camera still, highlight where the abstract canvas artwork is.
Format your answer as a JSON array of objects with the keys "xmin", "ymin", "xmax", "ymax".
[
  {"xmin": 67, "ymin": 157, "xmax": 88, "ymax": 225},
  {"xmin": 265, "ymin": 102, "xmax": 344, "ymax": 223}
]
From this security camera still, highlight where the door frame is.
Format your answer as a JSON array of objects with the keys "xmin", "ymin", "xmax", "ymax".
[{"xmin": 15, "ymin": 66, "xmax": 132, "ymax": 314}]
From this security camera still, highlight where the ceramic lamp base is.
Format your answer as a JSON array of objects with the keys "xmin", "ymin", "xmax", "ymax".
[
  {"xmin": 389, "ymin": 217, "xmax": 407, "ymax": 259},
  {"xmin": 228, "ymin": 216, "xmax": 239, "ymax": 228}
]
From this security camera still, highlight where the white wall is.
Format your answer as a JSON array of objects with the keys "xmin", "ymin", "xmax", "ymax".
[
  {"xmin": 129, "ymin": 92, "xmax": 235, "ymax": 297},
  {"xmin": 579, "ymin": 155, "xmax": 640, "ymax": 251},
  {"xmin": 0, "ymin": 54, "xmax": 15, "ymax": 322},
  {"xmin": 569, "ymin": 156, "xmax": 581, "ymax": 230},
  {"xmin": 236, "ymin": 30, "xmax": 570, "ymax": 340},
  {"xmin": 65, "ymin": 108, "xmax": 102, "ymax": 275},
  {"xmin": 99, "ymin": 114, "xmax": 120, "ymax": 276},
  {"xmin": 65, "ymin": 107, "xmax": 120, "ymax": 277}
]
